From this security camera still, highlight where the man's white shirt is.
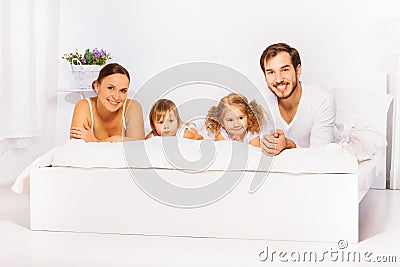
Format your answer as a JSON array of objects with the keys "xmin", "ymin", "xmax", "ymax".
[{"xmin": 264, "ymin": 82, "xmax": 336, "ymax": 148}]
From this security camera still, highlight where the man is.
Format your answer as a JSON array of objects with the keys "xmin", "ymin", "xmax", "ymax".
[{"xmin": 260, "ymin": 43, "xmax": 336, "ymax": 156}]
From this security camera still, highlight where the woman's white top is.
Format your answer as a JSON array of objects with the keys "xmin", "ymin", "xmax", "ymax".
[{"xmin": 86, "ymin": 98, "xmax": 127, "ymax": 136}]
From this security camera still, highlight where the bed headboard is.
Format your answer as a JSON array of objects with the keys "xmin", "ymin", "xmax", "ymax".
[
  {"xmin": 303, "ymin": 72, "xmax": 391, "ymax": 189},
  {"xmin": 302, "ymin": 71, "xmax": 387, "ymax": 94}
]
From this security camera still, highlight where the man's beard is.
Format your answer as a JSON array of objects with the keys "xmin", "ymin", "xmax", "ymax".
[{"xmin": 269, "ymin": 77, "xmax": 299, "ymax": 100}]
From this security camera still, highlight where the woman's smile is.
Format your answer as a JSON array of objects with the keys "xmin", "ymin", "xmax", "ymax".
[{"xmin": 107, "ymin": 98, "xmax": 120, "ymax": 105}]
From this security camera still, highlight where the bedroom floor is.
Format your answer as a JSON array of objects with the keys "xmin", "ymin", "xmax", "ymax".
[{"xmin": 0, "ymin": 188, "xmax": 399, "ymax": 267}]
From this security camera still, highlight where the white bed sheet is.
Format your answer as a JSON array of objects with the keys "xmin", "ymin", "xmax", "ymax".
[
  {"xmin": 51, "ymin": 139, "xmax": 357, "ymax": 173},
  {"xmin": 12, "ymin": 139, "xmax": 358, "ymax": 194}
]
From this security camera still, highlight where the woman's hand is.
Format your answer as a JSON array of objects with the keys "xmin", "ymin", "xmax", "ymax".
[
  {"xmin": 70, "ymin": 125, "xmax": 122, "ymax": 142},
  {"xmin": 70, "ymin": 124, "xmax": 97, "ymax": 142}
]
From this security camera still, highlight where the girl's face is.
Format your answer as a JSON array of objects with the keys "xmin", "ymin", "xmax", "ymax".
[
  {"xmin": 95, "ymin": 74, "xmax": 129, "ymax": 112},
  {"xmin": 154, "ymin": 111, "xmax": 179, "ymax": 136},
  {"xmin": 221, "ymin": 105, "xmax": 248, "ymax": 137}
]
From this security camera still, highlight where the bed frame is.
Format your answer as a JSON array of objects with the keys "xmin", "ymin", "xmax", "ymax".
[
  {"xmin": 29, "ymin": 72, "xmax": 390, "ymax": 243},
  {"xmin": 30, "ymin": 166, "xmax": 360, "ymax": 243}
]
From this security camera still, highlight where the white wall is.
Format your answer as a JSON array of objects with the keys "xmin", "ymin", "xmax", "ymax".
[
  {"xmin": 58, "ymin": 0, "xmax": 400, "ymax": 88},
  {"xmin": 1, "ymin": 0, "xmax": 400, "ymax": 188}
]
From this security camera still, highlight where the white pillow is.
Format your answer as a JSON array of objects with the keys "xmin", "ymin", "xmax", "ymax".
[
  {"xmin": 333, "ymin": 119, "xmax": 355, "ymax": 143},
  {"xmin": 333, "ymin": 88, "xmax": 393, "ymax": 161},
  {"xmin": 337, "ymin": 122, "xmax": 387, "ymax": 161},
  {"xmin": 334, "ymin": 88, "xmax": 392, "ymax": 132}
]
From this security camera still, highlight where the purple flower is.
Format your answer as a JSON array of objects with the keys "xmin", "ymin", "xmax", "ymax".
[{"xmin": 63, "ymin": 47, "xmax": 110, "ymax": 65}]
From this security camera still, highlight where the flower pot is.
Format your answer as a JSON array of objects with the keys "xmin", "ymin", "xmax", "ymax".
[{"xmin": 71, "ymin": 64, "xmax": 102, "ymax": 90}]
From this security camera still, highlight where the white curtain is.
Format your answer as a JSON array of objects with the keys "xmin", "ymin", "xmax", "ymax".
[
  {"xmin": 391, "ymin": 15, "xmax": 400, "ymax": 189},
  {"xmin": 0, "ymin": 0, "xmax": 49, "ymax": 150},
  {"xmin": 391, "ymin": 94, "xmax": 400, "ymax": 189},
  {"xmin": 390, "ymin": 52, "xmax": 400, "ymax": 188}
]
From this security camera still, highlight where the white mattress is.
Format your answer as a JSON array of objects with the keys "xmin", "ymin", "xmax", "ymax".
[
  {"xmin": 13, "ymin": 138, "xmax": 360, "ymax": 195},
  {"xmin": 51, "ymin": 138, "xmax": 358, "ymax": 174},
  {"xmin": 357, "ymin": 156, "xmax": 378, "ymax": 202}
]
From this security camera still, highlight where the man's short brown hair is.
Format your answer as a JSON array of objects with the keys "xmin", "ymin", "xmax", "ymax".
[{"xmin": 259, "ymin": 43, "xmax": 301, "ymax": 73}]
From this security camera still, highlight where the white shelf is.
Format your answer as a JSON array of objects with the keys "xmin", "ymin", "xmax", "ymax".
[{"xmin": 57, "ymin": 89, "xmax": 94, "ymax": 93}]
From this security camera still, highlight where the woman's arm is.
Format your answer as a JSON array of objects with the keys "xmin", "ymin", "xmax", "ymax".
[
  {"xmin": 124, "ymin": 99, "xmax": 145, "ymax": 141},
  {"xmin": 70, "ymin": 99, "xmax": 98, "ymax": 142},
  {"xmin": 70, "ymin": 99, "xmax": 124, "ymax": 142}
]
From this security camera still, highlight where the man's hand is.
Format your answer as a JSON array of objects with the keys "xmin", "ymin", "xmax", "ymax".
[{"xmin": 261, "ymin": 129, "xmax": 296, "ymax": 156}]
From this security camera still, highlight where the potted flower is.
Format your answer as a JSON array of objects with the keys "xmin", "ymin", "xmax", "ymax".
[{"xmin": 62, "ymin": 48, "xmax": 112, "ymax": 90}]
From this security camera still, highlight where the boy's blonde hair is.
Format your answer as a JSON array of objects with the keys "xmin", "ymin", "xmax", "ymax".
[
  {"xmin": 205, "ymin": 93, "xmax": 265, "ymax": 135},
  {"xmin": 149, "ymin": 99, "xmax": 183, "ymax": 135}
]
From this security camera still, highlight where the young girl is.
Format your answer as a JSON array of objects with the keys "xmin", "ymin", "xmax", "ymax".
[
  {"xmin": 205, "ymin": 93, "xmax": 265, "ymax": 147},
  {"xmin": 145, "ymin": 99, "xmax": 204, "ymax": 140}
]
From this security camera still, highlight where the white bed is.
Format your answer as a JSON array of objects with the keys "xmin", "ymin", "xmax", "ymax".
[
  {"xmin": 27, "ymin": 140, "xmax": 359, "ymax": 241},
  {"xmin": 15, "ymin": 71, "xmax": 392, "ymax": 243}
]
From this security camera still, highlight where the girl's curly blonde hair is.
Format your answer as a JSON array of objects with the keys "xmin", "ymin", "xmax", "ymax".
[{"xmin": 205, "ymin": 93, "xmax": 265, "ymax": 135}]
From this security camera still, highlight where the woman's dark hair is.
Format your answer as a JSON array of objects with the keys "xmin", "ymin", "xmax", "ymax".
[
  {"xmin": 259, "ymin": 43, "xmax": 301, "ymax": 73},
  {"xmin": 92, "ymin": 63, "xmax": 130, "ymax": 90}
]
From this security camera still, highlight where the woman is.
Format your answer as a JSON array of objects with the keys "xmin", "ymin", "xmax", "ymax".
[{"xmin": 70, "ymin": 63, "xmax": 144, "ymax": 142}]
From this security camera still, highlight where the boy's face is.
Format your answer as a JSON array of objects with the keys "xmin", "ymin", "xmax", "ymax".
[{"xmin": 155, "ymin": 111, "xmax": 179, "ymax": 136}]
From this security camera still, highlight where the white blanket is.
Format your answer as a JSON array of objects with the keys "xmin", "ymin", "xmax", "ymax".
[{"xmin": 12, "ymin": 138, "xmax": 358, "ymax": 194}]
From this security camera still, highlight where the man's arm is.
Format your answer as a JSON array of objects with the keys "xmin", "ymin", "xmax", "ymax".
[{"xmin": 310, "ymin": 93, "xmax": 336, "ymax": 146}]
